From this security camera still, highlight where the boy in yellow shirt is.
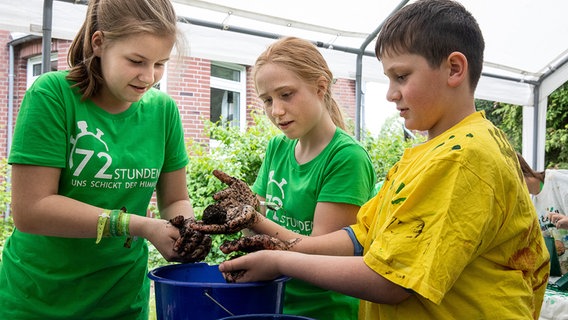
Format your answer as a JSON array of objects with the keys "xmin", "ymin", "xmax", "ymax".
[{"xmin": 199, "ymin": 0, "xmax": 550, "ymax": 318}]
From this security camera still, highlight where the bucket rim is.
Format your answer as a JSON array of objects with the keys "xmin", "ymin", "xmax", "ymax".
[
  {"xmin": 217, "ymin": 314, "xmax": 315, "ymax": 320},
  {"xmin": 147, "ymin": 263, "xmax": 290, "ymax": 288}
]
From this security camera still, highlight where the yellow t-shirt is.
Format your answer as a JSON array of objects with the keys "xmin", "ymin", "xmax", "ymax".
[{"xmin": 352, "ymin": 111, "xmax": 549, "ymax": 319}]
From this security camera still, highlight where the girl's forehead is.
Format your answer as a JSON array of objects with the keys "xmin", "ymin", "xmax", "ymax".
[
  {"xmin": 256, "ymin": 64, "xmax": 297, "ymax": 83},
  {"xmin": 111, "ymin": 33, "xmax": 174, "ymax": 57},
  {"xmin": 255, "ymin": 68, "xmax": 304, "ymax": 95}
]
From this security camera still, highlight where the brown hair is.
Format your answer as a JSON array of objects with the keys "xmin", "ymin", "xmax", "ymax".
[
  {"xmin": 66, "ymin": 0, "xmax": 179, "ymax": 100},
  {"xmin": 516, "ymin": 152, "xmax": 546, "ymax": 182},
  {"xmin": 375, "ymin": 0, "xmax": 484, "ymax": 92},
  {"xmin": 253, "ymin": 36, "xmax": 346, "ymax": 130}
]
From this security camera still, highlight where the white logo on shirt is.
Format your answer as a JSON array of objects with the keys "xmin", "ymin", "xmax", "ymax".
[
  {"xmin": 68, "ymin": 121, "xmax": 159, "ymax": 190},
  {"xmin": 69, "ymin": 121, "xmax": 111, "ymax": 178}
]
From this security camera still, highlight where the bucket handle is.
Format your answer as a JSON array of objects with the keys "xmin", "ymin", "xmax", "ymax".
[{"xmin": 203, "ymin": 289, "xmax": 235, "ymax": 316}]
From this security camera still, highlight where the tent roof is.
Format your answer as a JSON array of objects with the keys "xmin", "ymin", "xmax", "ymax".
[
  {"xmin": 2, "ymin": 0, "xmax": 568, "ymax": 106},
  {"xmin": 4, "ymin": 0, "xmax": 568, "ymax": 105},
  {"xmin": 1, "ymin": 0, "xmax": 567, "ymax": 168}
]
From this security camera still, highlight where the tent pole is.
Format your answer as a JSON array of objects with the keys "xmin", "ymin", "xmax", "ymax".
[
  {"xmin": 42, "ymin": 0, "xmax": 53, "ymax": 74},
  {"xmin": 354, "ymin": 0, "xmax": 409, "ymax": 140},
  {"xmin": 531, "ymin": 86, "xmax": 540, "ymax": 170}
]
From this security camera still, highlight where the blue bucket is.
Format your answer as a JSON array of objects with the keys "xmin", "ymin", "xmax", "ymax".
[
  {"xmin": 148, "ymin": 263, "xmax": 289, "ymax": 320},
  {"xmin": 218, "ymin": 314, "xmax": 315, "ymax": 320}
]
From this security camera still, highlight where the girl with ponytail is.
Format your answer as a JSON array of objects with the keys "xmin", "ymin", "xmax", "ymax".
[
  {"xmin": 0, "ymin": 0, "xmax": 197, "ymax": 318},
  {"xmin": 249, "ymin": 36, "xmax": 376, "ymax": 320}
]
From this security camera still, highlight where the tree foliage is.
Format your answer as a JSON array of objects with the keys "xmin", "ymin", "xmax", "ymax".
[
  {"xmin": 545, "ymin": 82, "xmax": 568, "ymax": 167},
  {"xmin": 476, "ymin": 100, "xmax": 523, "ymax": 152},
  {"xmin": 476, "ymin": 81, "xmax": 568, "ymax": 168},
  {"xmin": 0, "ymin": 159, "xmax": 13, "ymax": 262},
  {"xmin": 363, "ymin": 115, "xmax": 422, "ymax": 182}
]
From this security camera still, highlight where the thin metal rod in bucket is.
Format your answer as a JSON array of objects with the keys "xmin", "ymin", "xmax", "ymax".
[{"xmin": 204, "ymin": 289, "xmax": 235, "ymax": 316}]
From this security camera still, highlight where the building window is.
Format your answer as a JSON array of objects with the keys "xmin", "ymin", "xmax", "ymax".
[
  {"xmin": 210, "ymin": 62, "xmax": 246, "ymax": 130},
  {"xmin": 27, "ymin": 54, "xmax": 57, "ymax": 88}
]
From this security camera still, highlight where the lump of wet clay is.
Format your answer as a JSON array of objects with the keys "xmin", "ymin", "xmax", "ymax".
[{"xmin": 201, "ymin": 203, "xmax": 227, "ymax": 225}]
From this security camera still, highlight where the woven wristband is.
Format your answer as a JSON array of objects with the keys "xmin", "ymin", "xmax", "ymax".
[
  {"xmin": 109, "ymin": 209, "xmax": 121, "ymax": 237},
  {"xmin": 116, "ymin": 211, "xmax": 124, "ymax": 237},
  {"xmin": 120, "ymin": 212, "xmax": 131, "ymax": 237},
  {"xmin": 118, "ymin": 207, "xmax": 135, "ymax": 248}
]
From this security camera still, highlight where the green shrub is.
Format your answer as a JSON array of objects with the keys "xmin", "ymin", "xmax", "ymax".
[
  {"xmin": 0, "ymin": 159, "xmax": 12, "ymax": 261},
  {"xmin": 363, "ymin": 116, "xmax": 423, "ymax": 182},
  {"xmin": 0, "ymin": 159, "xmax": 10, "ymax": 213},
  {"xmin": 0, "ymin": 216, "xmax": 14, "ymax": 262}
]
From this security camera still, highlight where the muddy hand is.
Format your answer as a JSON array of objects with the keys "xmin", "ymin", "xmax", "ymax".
[
  {"xmin": 190, "ymin": 205, "xmax": 261, "ymax": 234},
  {"xmin": 220, "ymin": 234, "xmax": 300, "ymax": 254},
  {"xmin": 173, "ymin": 230, "xmax": 212, "ymax": 263},
  {"xmin": 219, "ymin": 251, "xmax": 283, "ymax": 283},
  {"xmin": 212, "ymin": 170, "xmax": 260, "ymax": 211},
  {"xmin": 170, "ymin": 216, "xmax": 213, "ymax": 263}
]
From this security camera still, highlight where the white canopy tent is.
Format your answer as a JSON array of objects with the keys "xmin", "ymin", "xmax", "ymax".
[{"xmin": 1, "ymin": 0, "xmax": 568, "ymax": 170}]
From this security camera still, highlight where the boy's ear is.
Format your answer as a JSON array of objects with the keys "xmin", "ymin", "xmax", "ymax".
[{"xmin": 447, "ymin": 52, "xmax": 468, "ymax": 88}]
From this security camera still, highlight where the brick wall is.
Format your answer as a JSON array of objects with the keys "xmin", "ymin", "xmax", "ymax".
[
  {"xmin": 0, "ymin": 32, "xmax": 357, "ymax": 156},
  {"xmin": 245, "ymin": 66, "xmax": 264, "ymax": 122},
  {"xmin": 0, "ymin": 31, "xmax": 10, "ymax": 159},
  {"xmin": 0, "ymin": 31, "xmax": 358, "ymax": 218},
  {"xmin": 333, "ymin": 78, "xmax": 357, "ymax": 123},
  {"xmin": 167, "ymin": 56, "xmax": 211, "ymax": 144},
  {"xmin": 1, "ymin": 34, "xmax": 75, "ymax": 160}
]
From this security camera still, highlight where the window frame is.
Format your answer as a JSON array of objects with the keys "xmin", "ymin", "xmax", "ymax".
[
  {"xmin": 27, "ymin": 53, "xmax": 57, "ymax": 88},
  {"xmin": 210, "ymin": 62, "xmax": 247, "ymax": 131}
]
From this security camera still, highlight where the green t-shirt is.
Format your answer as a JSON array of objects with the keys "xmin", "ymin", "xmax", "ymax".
[
  {"xmin": 0, "ymin": 71, "xmax": 188, "ymax": 319},
  {"xmin": 252, "ymin": 128, "xmax": 376, "ymax": 320}
]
